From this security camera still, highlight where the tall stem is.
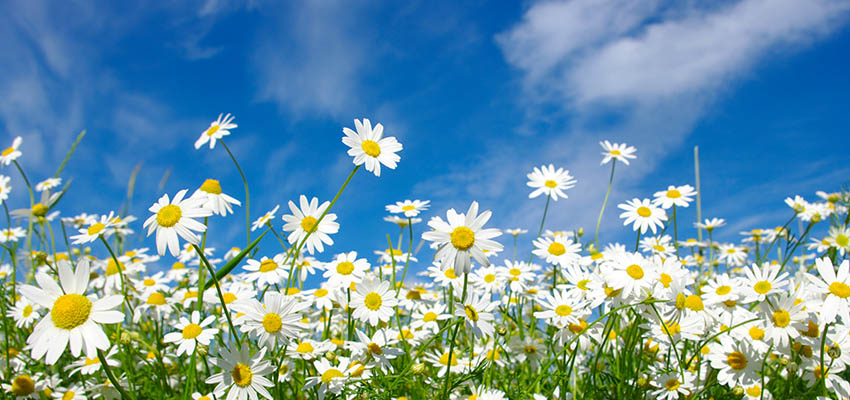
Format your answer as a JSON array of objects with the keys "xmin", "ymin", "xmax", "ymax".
[
  {"xmin": 219, "ymin": 140, "xmax": 251, "ymax": 247},
  {"xmin": 595, "ymin": 161, "xmax": 617, "ymax": 249}
]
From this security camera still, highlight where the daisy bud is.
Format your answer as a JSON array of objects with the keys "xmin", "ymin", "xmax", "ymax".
[
  {"xmin": 732, "ymin": 386, "xmax": 744, "ymax": 396},
  {"xmin": 129, "ymin": 331, "xmax": 142, "ymax": 341},
  {"xmin": 786, "ymin": 361, "xmax": 799, "ymax": 374},
  {"xmin": 636, "ymin": 377, "xmax": 647, "ymax": 387},
  {"xmin": 497, "ymin": 326, "xmax": 508, "ymax": 336},
  {"xmin": 197, "ymin": 345, "xmax": 208, "ymax": 357},
  {"xmin": 411, "ymin": 363, "xmax": 425, "ymax": 374},
  {"xmin": 828, "ymin": 345, "xmax": 841, "ymax": 359},
  {"xmin": 34, "ymin": 251, "xmax": 48, "ymax": 265},
  {"xmin": 324, "ymin": 351, "xmax": 337, "ymax": 361},
  {"xmin": 779, "ymin": 357, "xmax": 790, "ymax": 366},
  {"xmin": 577, "ymin": 227, "xmax": 584, "ymax": 237},
  {"xmin": 119, "ymin": 332, "xmax": 132, "ymax": 345}
]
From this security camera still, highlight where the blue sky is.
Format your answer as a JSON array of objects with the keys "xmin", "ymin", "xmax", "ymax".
[{"xmin": 2, "ymin": 0, "xmax": 849, "ymax": 274}]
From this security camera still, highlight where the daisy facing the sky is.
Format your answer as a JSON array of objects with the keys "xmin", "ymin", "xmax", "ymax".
[
  {"xmin": 19, "ymin": 259, "xmax": 124, "ymax": 365},
  {"xmin": 0, "ymin": 136, "xmax": 22, "ymax": 166},
  {"xmin": 194, "ymin": 113, "xmax": 237, "ymax": 150},
  {"xmin": 618, "ymin": 198, "xmax": 667, "ymax": 235},
  {"xmin": 526, "ymin": 164, "xmax": 576, "ymax": 201},
  {"xmin": 206, "ymin": 343, "xmax": 274, "ymax": 400},
  {"xmin": 351, "ymin": 278, "xmax": 397, "ymax": 326},
  {"xmin": 599, "ymin": 140, "xmax": 637, "ymax": 165},
  {"xmin": 191, "ymin": 178, "xmax": 241, "ymax": 216},
  {"xmin": 282, "ymin": 195, "xmax": 339, "ymax": 254},
  {"xmin": 421, "ymin": 201, "xmax": 503, "ymax": 275},
  {"xmin": 652, "ymin": 184, "xmax": 697, "ymax": 209},
  {"xmin": 386, "ymin": 199, "xmax": 430, "ymax": 218},
  {"xmin": 342, "ymin": 118, "xmax": 402, "ymax": 177},
  {"xmin": 143, "ymin": 189, "xmax": 212, "ymax": 257}
]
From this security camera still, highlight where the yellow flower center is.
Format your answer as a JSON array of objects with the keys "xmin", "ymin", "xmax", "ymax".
[
  {"xmin": 439, "ymin": 352, "xmax": 458, "ymax": 366},
  {"xmin": 260, "ymin": 313, "xmax": 283, "ymax": 333},
  {"xmin": 205, "ymin": 125, "xmax": 220, "ymax": 137},
  {"xmin": 609, "ymin": 150, "xmax": 621, "ymax": 156},
  {"xmin": 147, "ymin": 292, "xmax": 167, "ymax": 305},
  {"xmin": 666, "ymin": 189, "xmax": 681, "ymax": 199},
  {"xmin": 547, "ymin": 242, "xmax": 566, "ymax": 256},
  {"xmin": 259, "ymin": 259, "xmax": 278, "ymax": 273},
  {"xmin": 726, "ymin": 351, "xmax": 748, "ymax": 370},
  {"xmin": 32, "ymin": 203, "xmax": 48, "ymax": 217},
  {"xmin": 509, "ymin": 268, "xmax": 521, "ymax": 276},
  {"xmin": 87, "ymin": 223, "xmax": 106, "ymax": 236},
  {"xmin": 199, "ymin": 179, "xmax": 222, "ymax": 194},
  {"xmin": 659, "ymin": 273, "xmax": 672, "ymax": 288},
  {"xmin": 181, "ymin": 323, "xmax": 202, "ymax": 339},
  {"xmin": 636, "ymin": 207, "xmax": 652, "ymax": 217},
  {"xmin": 663, "ymin": 320, "xmax": 681, "ymax": 336},
  {"xmin": 772, "ymin": 309, "xmax": 791, "ymax": 328},
  {"xmin": 51, "ymin": 294, "xmax": 92, "ymax": 330},
  {"xmin": 814, "ymin": 365, "xmax": 827, "ymax": 380},
  {"xmin": 172, "ymin": 262, "xmax": 186, "ymax": 270},
  {"xmin": 555, "ymin": 305, "xmax": 572, "ymax": 317},
  {"xmin": 653, "ymin": 245, "xmax": 665, "ymax": 252},
  {"xmin": 544, "ymin": 179, "xmax": 557, "ymax": 188},
  {"xmin": 754, "ymin": 281, "xmax": 772, "ymax": 295},
  {"xmin": 524, "ymin": 345, "xmax": 537, "ymax": 354},
  {"xmin": 336, "ymin": 261, "xmax": 354, "ymax": 275},
  {"xmin": 296, "ymin": 342, "xmax": 314, "ymax": 353},
  {"xmin": 315, "ymin": 288, "xmax": 329, "ymax": 298},
  {"xmin": 143, "ymin": 278, "xmax": 156, "ymax": 287},
  {"xmin": 626, "ymin": 264, "xmax": 644, "ymax": 280},
  {"xmin": 321, "ymin": 368, "xmax": 344, "ymax": 383},
  {"xmin": 684, "ymin": 295, "xmax": 704, "ymax": 311},
  {"xmin": 183, "ymin": 291, "xmax": 198, "ymax": 300},
  {"xmin": 746, "ymin": 385, "xmax": 761, "ymax": 397},
  {"xmin": 300, "ymin": 216, "xmax": 317, "ymax": 232},
  {"xmin": 156, "ymin": 205, "xmax": 182, "ymax": 227},
  {"xmin": 568, "ymin": 319, "xmax": 588, "ymax": 334},
  {"xmin": 401, "ymin": 205, "xmax": 416, "ymax": 211},
  {"xmin": 484, "ymin": 273, "xmax": 496, "ymax": 283},
  {"xmin": 62, "ymin": 390, "xmax": 76, "ymax": 400},
  {"xmin": 106, "ymin": 259, "xmax": 124, "ymax": 276},
  {"xmin": 665, "ymin": 378, "xmax": 680, "ymax": 391},
  {"xmin": 361, "ymin": 140, "xmax": 381, "ymax": 157},
  {"xmin": 450, "ymin": 226, "xmax": 475, "ymax": 251},
  {"xmin": 829, "ymin": 281, "xmax": 850, "ymax": 298},
  {"xmin": 1, "ymin": 147, "xmax": 15, "ymax": 157},
  {"xmin": 364, "ymin": 292, "xmax": 383, "ymax": 311},
  {"xmin": 423, "ymin": 312, "xmax": 438, "ymax": 322},
  {"xmin": 11, "ymin": 375, "xmax": 34, "ymax": 396},
  {"xmin": 577, "ymin": 279, "xmax": 590, "ymax": 290},
  {"xmin": 231, "ymin": 363, "xmax": 253, "ymax": 387},
  {"xmin": 749, "ymin": 326, "xmax": 765, "ymax": 341},
  {"xmin": 22, "ymin": 304, "xmax": 33, "ymax": 318},
  {"xmin": 836, "ymin": 235, "xmax": 849, "ymax": 247},
  {"xmin": 368, "ymin": 342, "xmax": 383, "ymax": 355},
  {"xmin": 464, "ymin": 304, "xmax": 479, "ymax": 321},
  {"xmin": 715, "ymin": 285, "xmax": 731, "ymax": 296}
]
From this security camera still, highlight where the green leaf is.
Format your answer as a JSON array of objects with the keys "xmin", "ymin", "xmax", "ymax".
[{"xmin": 203, "ymin": 230, "xmax": 267, "ymax": 290}]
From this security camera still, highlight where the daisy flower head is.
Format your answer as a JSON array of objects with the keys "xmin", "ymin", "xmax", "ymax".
[
  {"xmin": 608, "ymin": 253, "xmax": 658, "ymax": 299},
  {"xmin": 807, "ymin": 257, "xmax": 850, "ymax": 325},
  {"xmin": 351, "ymin": 329, "xmax": 404, "ymax": 372},
  {"xmin": 351, "ymin": 278, "xmax": 397, "ymax": 326},
  {"xmin": 0, "ymin": 175, "xmax": 10, "ymax": 204},
  {"xmin": 163, "ymin": 311, "xmax": 218, "ymax": 356},
  {"xmin": 600, "ymin": 140, "xmax": 636, "ymax": 165},
  {"xmin": 282, "ymin": 195, "xmax": 339, "ymax": 254},
  {"xmin": 421, "ymin": 201, "xmax": 503, "ymax": 275},
  {"xmin": 7, "ymin": 297, "xmax": 40, "ymax": 329},
  {"xmin": 251, "ymin": 205, "xmax": 279, "ymax": 231},
  {"xmin": 0, "ymin": 136, "xmax": 22, "ymax": 166},
  {"xmin": 232, "ymin": 291, "xmax": 309, "ymax": 348},
  {"xmin": 761, "ymin": 294, "xmax": 806, "ymax": 347},
  {"xmin": 652, "ymin": 184, "xmax": 696, "ymax": 209},
  {"xmin": 303, "ymin": 358, "xmax": 348, "ymax": 400},
  {"xmin": 526, "ymin": 164, "xmax": 576, "ymax": 201},
  {"xmin": 742, "ymin": 263, "xmax": 789, "ymax": 303},
  {"xmin": 143, "ymin": 189, "xmax": 212, "ymax": 257},
  {"xmin": 194, "ymin": 113, "xmax": 236, "ymax": 150},
  {"xmin": 19, "ymin": 259, "xmax": 124, "ymax": 365},
  {"xmin": 35, "ymin": 177, "xmax": 61, "ymax": 192},
  {"xmin": 828, "ymin": 225, "xmax": 850, "ymax": 256},
  {"xmin": 191, "ymin": 179, "xmax": 241, "ymax": 216},
  {"xmin": 206, "ymin": 342, "xmax": 274, "ymax": 400},
  {"xmin": 618, "ymin": 198, "xmax": 667, "ymax": 235},
  {"xmin": 323, "ymin": 251, "xmax": 369, "ymax": 289},
  {"xmin": 505, "ymin": 228, "xmax": 527, "ymax": 237},
  {"xmin": 707, "ymin": 336, "xmax": 762, "ymax": 387},
  {"xmin": 0, "ymin": 227, "xmax": 25, "ymax": 243},
  {"xmin": 533, "ymin": 289, "xmax": 585, "ymax": 327},
  {"xmin": 70, "ymin": 212, "xmax": 116, "ymax": 244},
  {"xmin": 532, "ymin": 235, "xmax": 581, "ymax": 266},
  {"xmin": 695, "ymin": 217, "xmax": 726, "ymax": 233},
  {"xmin": 386, "ymin": 199, "xmax": 429, "ymax": 218},
  {"xmin": 342, "ymin": 118, "xmax": 402, "ymax": 177},
  {"xmin": 243, "ymin": 254, "xmax": 289, "ymax": 286},
  {"xmin": 650, "ymin": 370, "xmax": 695, "ymax": 400},
  {"xmin": 456, "ymin": 292, "xmax": 498, "ymax": 338}
]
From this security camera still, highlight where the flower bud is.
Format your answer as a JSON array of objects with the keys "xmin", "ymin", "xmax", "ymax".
[
  {"xmin": 197, "ymin": 345, "xmax": 208, "ymax": 357},
  {"xmin": 119, "ymin": 332, "xmax": 132, "ymax": 345},
  {"xmin": 496, "ymin": 326, "xmax": 508, "ymax": 336},
  {"xmin": 324, "ymin": 351, "xmax": 337, "ymax": 361},
  {"xmin": 786, "ymin": 361, "xmax": 799, "ymax": 375},
  {"xmin": 828, "ymin": 345, "xmax": 841, "ymax": 360},
  {"xmin": 732, "ymin": 386, "xmax": 744, "ymax": 396},
  {"xmin": 411, "ymin": 363, "xmax": 425, "ymax": 374}
]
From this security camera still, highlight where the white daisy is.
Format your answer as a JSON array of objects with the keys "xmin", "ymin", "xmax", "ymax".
[
  {"xmin": 807, "ymin": 258, "xmax": 850, "ymax": 325},
  {"xmin": 421, "ymin": 201, "xmax": 503, "ymax": 275},
  {"xmin": 143, "ymin": 189, "xmax": 212, "ymax": 257},
  {"xmin": 652, "ymin": 184, "xmax": 696, "ymax": 209},
  {"xmin": 322, "ymin": 251, "xmax": 369, "ymax": 289},
  {"xmin": 70, "ymin": 212, "xmax": 117, "ymax": 244},
  {"xmin": 194, "ymin": 113, "xmax": 237, "ymax": 150},
  {"xmin": 206, "ymin": 342, "xmax": 274, "ymax": 400},
  {"xmin": 600, "ymin": 140, "xmax": 637, "ymax": 165},
  {"xmin": 282, "ymin": 195, "xmax": 339, "ymax": 254},
  {"xmin": 163, "ymin": 311, "xmax": 219, "ymax": 357},
  {"xmin": 386, "ymin": 199, "xmax": 430, "ymax": 218},
  {"xmin": 342, "ymin": 118, "xmax": 402, "ymax": 177},
  {"xmin": 243, "ymin": 254, "xmax": 289, "ymax": 287},
  {"xmin": 0, "ymin": 175, "xmax": 10, "ymax": 204},
  {"xmin": 232, "ymin": 291, "xmax": 309, "ymax": 348},
  {"xmin": 351, "ymin": 278, "xmax": 397, "ymax": 326},
  {"xmin": 526, "ymin": 164, "xmax": 577, "ymax": 201},
  {"xmin": 532, "ymin": 236, "xmax": 581, "ymax": 266},
  {"xmin": 456, "ymin": 292, "xmax": 498, "ymax": 338},
  {"xmin": 0, "ymin": 136, "xmax": 23, "ymax": 166},
  {"xmin": 191, "ymin": 179, "xmax": 241, "ymax": 216},
  {"xmin": 251, "ymin": 205, "xmax": 279, "ymax": 231},
  {"xmin": 303, "ymin": 358, "xmax": 348, "ymax": 400},
  {"xmin": 618, "ymin": 198, "xmax": 666, "ymax": 235},
  {"xmin": 35, "ymin": 177, "xmax": 62, "ymax": 192}
]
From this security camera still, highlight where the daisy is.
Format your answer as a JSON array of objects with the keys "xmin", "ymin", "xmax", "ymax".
[
  {"xmin": 807, "ymin": 258, "xmax": 850, "ymax": 325},
  {"xmin": 526, "ymin": 164, "xmax": 576, "ymax": 201},
  {"xmin": 19, "ymin": 259, "xmax": 124, "ymax": 365},
  {"xmin": 640, "ymin": 235, "xmax": 674, "ymax": 257},
  {"xmin": 163, "ymin": 311, "xmax": 218, "ymax": 356},
  {"xmin": 707, "ymin": 336, "xmax": 762, "ymax": 387},
  {"xmin": 69, "ymin": 347, "xmax": 121, "ymax": 376},
  {"xmin": 7, "ymin": 297, "xmax": 39, "ymax": 329},
  {"xmin": 741, "ymin": 263, "xmax": 789, "ymax": 303},
  {"xmin": 761, "ymin": 294, "xmax": 806, "ymax": 347},
  {"xmin": 243, "ymin": 254, "xmax": 289, "ymax": 287},
  {"xmin": 132, "ymin": 271, "xmax": 170, "ymax": 296},
  {"xmin": 456, "ymin": 292, "xmax": 497, "ymax": 338},
  {"xmin": 191, "ymin": 179, "xmax": 241, "ymax": 216},
  {"xmin": 509, "ymin": 336, "xmax": 546, "ymax": 364},
  {"xmin": 650, "ymin": 370, "xmax": 695, "ymax": 400},
  {"xmin": 534, "ymin": 289, "xmax": 585, "ymax": 327},
  {"xmin": 286, "ymin": 339, "xmax": 334, "ymax": 360},
  {"xmin": 600, "ymin": 140, "xmax": 637, "ymax": 165},
  {"xmin": 351, "ymin": 278, "xmax": 397, "ymax": 326},
  {"xmin": 532, "ymin": 236, "xmax": 581, "ymax": 266},
  {"xmin": 323, "ymin": 251, "xmax": 369, "ymax": 289},
  {"xmin": 618, "ymin": 198, "xmax": 666, "ymax": 234},
  {"xmin": 386, "ymin": 199, "xmax": 430, "ymax": 218},
  {"xmin": 70, "ymin": 212, "xmax": 117, "ymax": 244},
  {"xmin": 206, "ymin": 342, "xmax": 274, "ymax": 400},
  {"xmin": 194, "ymin": 113, "xmax": 237, "ymax": 150},
  {"xmin": 652, "ymin": 184, "xmax": 696, "ymax": 209},
  {"xmin": 695, "ymin": 217, "xmax": 726, "ymax": 233},
  {"xmin": 350, "ymin": 329, "xmax": 404, "ymax": 372},
  {"xmin": 51, "ymin": 384, "xmax": 88, "ymax": 400},
  {"xmin": 0, "ymin": 136, "xmax": 22, "ymax": 166},
  {"xmin": 505, "ymin": 228, "xmax": 527, "ymax": 237},
  {"xmin": 232, "ymin": 291, "xmax": 309, "ymax": 348},
  {"xmin": 35, "ymin": 177, "xmax": 61, "ymax": 192},
  {"xmin": 143, "ymin": 189, "xmax": 212, "ymax": 257},
  {"xmin": 421, "ymin": 201, "xmax": 503, "ymax": 274},
  {"xmin": 342, "ymin": 118, "xmax": 402, "ymax": 177},
  {"xmin": 303, "ymin": 358, "xmax": 348, "ymax": 400},
  {"xmin": 470, "ymin": 265, "xmax": 504, "ymax": 294},
  {"xmin": 0, "ymin": 175, "xmax": 11, "ymax": 204},
  {"xmin": 282, "ymin": 195, "xmax": 339, "ymax": 254},
  {"xmin": 717, "ymin": 244, "xmax": 748, "ymax": 266},
  {"xmin": 0, "ymin": 227, "xmax": 25, "ymax": 243},
  {"xmin": 608, "ymin": 253, "xmax": 658, "ymax": 299},
  {"xmin": 410, "ymin": 303, "xmax": 451, "ymax": 332},
  {"xmin": 498, "ymin": 260, "xmax": 535, "ymax": 293},
  {"xmin": 828, "ymin": 225, "xmax": 850, "ymax": 256},
  {"xmin": 251, "ymin": 205, "xmax": 279, "ymax": 231}
]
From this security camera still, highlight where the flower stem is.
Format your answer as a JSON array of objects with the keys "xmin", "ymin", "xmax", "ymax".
[
  {"xmin": 98, "ymin": 349, "xmax": 136, "ymax": 400},
  {"xmin": 595, "ymin": 160, "xmax": 617, "ymax": 249},
  {"xmin": 219, "ymin": 140, "xmax": 251, "ymax": 248}
]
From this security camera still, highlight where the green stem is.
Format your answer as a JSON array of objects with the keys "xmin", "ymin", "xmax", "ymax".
[
  {"xmin": 595, "ymin": 160, "xmax": 616, "ymax": 249},
  {"xmin": 193, "ymin": 244, "xmax": 241, "ymax": 346},
  {"xmin": 98, "ymin": 349, "xmax": 136, "ymax": 400},
  {"xmin": 219, "ymin": 140, "xmax": 251, "ymax": 248}
]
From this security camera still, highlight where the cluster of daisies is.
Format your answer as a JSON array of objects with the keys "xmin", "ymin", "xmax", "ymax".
[{"xmin": 0, "ymin": 124, "xmax": 848, "ymax": 400}]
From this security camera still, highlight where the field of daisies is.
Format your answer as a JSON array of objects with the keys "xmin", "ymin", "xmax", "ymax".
[{"xmin": 0, "ymin": 116, "xmax": 848, "ymax": 400}]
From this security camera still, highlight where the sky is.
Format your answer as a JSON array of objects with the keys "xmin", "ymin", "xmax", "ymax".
[{"xmin": 1, "ymin": 0, "xmax": 849, "ymax": 278}]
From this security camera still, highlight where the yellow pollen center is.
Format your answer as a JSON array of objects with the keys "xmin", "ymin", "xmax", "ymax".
[
  {"xmin": 51, "ymin": 294, "xmax": 92, "ymax": 330},
  {"xmin": 547, "ymin": 242, "xmax": 566, "ymax": 256},
  {"xmin": 829, "ymin": 281, "xmax": 850, "ymax": 298},
  {"xmin": 87, "ymin": 223, "xmax": 106, "ymax": 236},
  {"xmin": 524, "ymin": 345, "xmax": 537, "ymax": 354},
  {"xmin": 32, "ymin": 203, "xmax": 48, "ymax": 217},
  {"xmin": 259, "ymin": 259, "xmax": 278, "ymax": 273},
  {"xmin": 450, "ymin": 226, "xmax": 475, "ymax": 251},
  {"xmin": 296, "ymin": 342, "xmax": 314, "ymax": 354},
  {"xmin": 1, "ymin": 147, "xmax": 15, "ymax": 157},
  {"xmin": 444, "ymin": 269, "xmax": 457, "ymax": 279},
  {"xmin": 364, "ymin": 292, "xmax": 383, "ymax": 310},
  {"xmin": 509, "ymin": 268, "xmax": 521, "ymax": 276},
  {"xmin": 172, "ymin": 262, "xmax": 186, "ymax": 270},
  {"xmin": 836, "ymin": 235, "xmax": 849, "ymax": 247},
  {"xmin": 401, "ymin": 205, "xmax": 415, "ymax": 211},
  {"xmin": 439, "ymin": 352, "xmax": 458, "ymax": 366},
  {"xmin": 610, "ymin": 150, "xmax": 621, "ymax": 156},
  {"xmin": 684, "ymin": 295, "xmax": 704, "ymax": 311},
  {"xmin": 653, "ymin": 245, "xmax": 665, "ymax": 252},
  {"xmin": 555, "ymin": 305, "xmax": 572, "ymax": 316},
  {"xmin": 199, "ymin": 179, "xmax": 222, "ymax": 194},
  {"xmin": 106, "ymin": 259, "xmax": 124, "ymax": 276},
  {"xmin": 716, "ymin": 285, "xmax": 732, "ymax": 296},
  {"xmin": 754, "ymin": 281, "xmax": 772, "ymax": 295},
  {"xmin": 626, "ymin": 264, "xmax": 644, "ymax": 280},
  {"xmin": 544, "ymin": 180, "xmax": 557, "ymax": 188},
  {"xmin": 772, "ymin": 309, "xmax": 791, "ymax": 328},
  {"xmin": 205, "ymin": 125, "xmax": 220, "ymax": 137},
  {"xmin": 666, "ymin": 189, "xmax": 682, "ymax": 199},
  {"xmin": 315, "ymin": 288, "xmax": 329, "ymax": 298},
  {"xmin": 659, "ymin": 273, "xmax": 672, "ymax": 288},
  {"xmin": 636, "ymin": 207, "xmax": 652, "ymax": 217},
  {"xmin": 361, "ymin": 140, "xmax": 381, "ymax": 157},
  {"xmin": 336, "ymin": 261, "xmax": 354, "ymax": 275},
  {"xmin": 181, "ymin": 323, "xmax": 202, "ymax": 339},
  {"xmin": 568, "ymin": 319, "xmax": 588, "ymax": 334},
  {"xmin": 147, "ymin": 292, "xmax": 167, "ymax": 305},
  {"xmin": 156, "ymin": 205, "xmax": 182, "ymax": 227},
  {"xmin": 749, "ymin": 326, "xmax": 765, "ymax": 340},
  {"xmin": 464, "ymin": 304, "xmax": 479, "ymax": 321},
  {"xmin": 665, "ymin": 378, "xmax": 680, "ymax": 391},
  {"xmin": 143, "ymin": 278, "xmax": 156, "ymax": 287},
  {"xmin": 727, "ymin": 351, "xmax": 748, "ymax": 370},
  {"xmin": 262, "ymin": 313, "xmax": 283, "ymax": 333},
  {"xmin": 22, "ymin": 304, "xmax": 33, "ymax": 317},
  {"xmin": 746, "ymin": 385, "xmax": 762, "ymax": 397},
  {"xmin": 577, "ymin": 279, "xmax": 590, "ymax": 290},
  {"xmin": 11, "ymin": 375, "xmax": 34, "ymax": 396},
  {"xmin": 300, "ymin": 216, "xmax": 317, "ymax": 232},
  {"xmin": 62, "ymin": 390, "xmax": 76, "ymax": 400},
  {"xmin": 484, "ymin": 274, "xmax": 496, "ymax": 283},
  {"xmin": 231, "ymin": 363, "xmax": 253, "ymax": 387},
  {"xmin": 368, "ymin": 342, "xmax": 383, "ymax": 355},
  {"xmin": 321, "ymin": 368, "xmax": 344, "ymax": 384}
]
